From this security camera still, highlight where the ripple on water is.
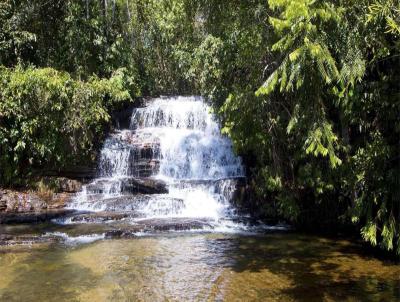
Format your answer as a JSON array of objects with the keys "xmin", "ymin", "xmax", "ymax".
[{"xmin": 0, "ymin": 233, "xmax": 399, "ymax": 302}]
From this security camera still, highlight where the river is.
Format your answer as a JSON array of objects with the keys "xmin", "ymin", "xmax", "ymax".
[{"xmin": 0, "ymin": 228, "xmax": 399, "ymax": 301}]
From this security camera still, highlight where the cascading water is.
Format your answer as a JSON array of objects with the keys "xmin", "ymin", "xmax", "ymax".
[{"xmin": 65, "ymin": 96, "xmax": 247, "ymax": 232}]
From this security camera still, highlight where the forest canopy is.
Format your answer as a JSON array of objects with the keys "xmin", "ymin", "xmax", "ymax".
[{"xmin": 0, "ymin": 0, "xmax": 399, "ymax": 255}]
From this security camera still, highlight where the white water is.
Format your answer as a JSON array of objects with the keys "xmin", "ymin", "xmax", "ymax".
[{"xmin": 68, "ymin": 96, "xmax": 245, "ymax": 226}]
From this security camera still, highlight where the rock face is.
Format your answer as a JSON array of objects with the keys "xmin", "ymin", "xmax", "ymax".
[
  {"xmin": 0, "ymin": 188, "xmax": 74, "ymax": 224},
  {"xmin": 41, "ymin": 177, "xmax": 83, "ymax": 193},
  {"xmin": 81, "ymin": 194, "xmax": 184, "ymax": 216},
  {"xmin": 98, "ymin": 130, "xmax": 162, "ymax": 178},
  {"xmin": 0, "ymin": 209, "xmax": 76, "ymax": 224},
  {"xmin": 85, "ymin": 177, "xmax": 167, "ymax": 195},
  {"xmin": 127, "ymin": 178, "xmax": 168, "ymax": 194}
]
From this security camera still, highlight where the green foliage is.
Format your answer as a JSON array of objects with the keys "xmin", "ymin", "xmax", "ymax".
[
  {"xmin": 0, "ymin": 66, "xmax": 133, "ymax": 185},
  {"xmin": 214, "ymin": 0, "xmax": 399, "ymax": 255}
]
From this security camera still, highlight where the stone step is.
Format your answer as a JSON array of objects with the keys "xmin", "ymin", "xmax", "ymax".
[
  {"xmin": 69, "ymin": 212, "xmax": 131, "ymax": 223},
  {"xmin": 100, "ymin": 195, "xmax": 184, "ymax": 214},
  {"xmin": 74, "ymin": 194, "xmax": 184, "ymax": 215},
  {"xmin": 84, "ymin": 177, "xmax": 168, "ymax": 195},
  {"xmin": 102, "ymin": 217, "xmax": 214, "ymax": 238}
]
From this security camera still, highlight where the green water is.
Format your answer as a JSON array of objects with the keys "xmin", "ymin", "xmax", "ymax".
[{"xmin": 0, "ymin": 232, "xmax": 399, "ymax": 302}]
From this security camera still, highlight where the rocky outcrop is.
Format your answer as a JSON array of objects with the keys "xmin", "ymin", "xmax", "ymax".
[
  {"xmin": 97, "ymin": 195, "xmax": 183, "ymax": 213},
  {"xmin": 99, "ymin": 130, "xmax": 161, "ymax": 177},
  {"xmin": 85, "ymin": 177, "xmax": 167, "ymax": 195},
  {"xmin": 0, "ymin": 209, "xmax": 76, "ymax": 224},
  {"xmin": 0, "ymin": 189, "xmax": 74, "ymax": 224},
  {"xmin": 40, "ymin": 177, "xmax": 83, "ymax": 193},
  {"xmin": 126, "ymin": 178, "xmax": 168, "ymax": 194},
  {"xmin": 137, "ymin": 218, "xmax": 213, "ymax": 232}
]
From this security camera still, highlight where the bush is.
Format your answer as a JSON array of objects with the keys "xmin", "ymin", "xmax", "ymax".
[{"xmin": 0, "ymin": 65, "xmax": 135, "ymax": 185}]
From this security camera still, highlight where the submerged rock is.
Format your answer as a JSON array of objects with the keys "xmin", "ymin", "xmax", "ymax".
[
  {"xmin": 105, "ymin": 218, "xmax": 214, "ymax": 237},
  {"xmin": 70, "ymin": 212, "xmax": 129, "ymax": 223},
  {"xmin": 86, "ymin": 194, "xmax": 184, "ymax": 216},
  {"xmin": 0, "ymin": 233, "xmax": 62, "ymax": 245},
  {"xmin": 137, "ymin": 217, "xmax": 213, "ymax": 232}
]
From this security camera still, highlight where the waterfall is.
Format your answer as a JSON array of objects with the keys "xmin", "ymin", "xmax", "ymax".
[{"xmin": 67, "ymin": 96, "xmax": 245, "ymax": 229}]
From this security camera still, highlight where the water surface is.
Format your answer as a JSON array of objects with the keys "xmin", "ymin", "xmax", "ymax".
[{"xmin": 1, "ymin": 232, "xmax": 398, "ymax": 301}]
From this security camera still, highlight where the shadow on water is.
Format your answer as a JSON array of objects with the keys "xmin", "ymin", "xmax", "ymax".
[
  {"xmin": 203, "ymin": 233, "xmax": 400, "ymax": 301},
  {"xmin": 0, "ymin": 244, "xmax": 101, "ymax": 302},
  {"xmin": 0, "ymin": 231, "xmax": 399, "ymax": 301}
]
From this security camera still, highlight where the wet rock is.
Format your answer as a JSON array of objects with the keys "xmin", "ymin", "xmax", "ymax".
[
  {"xmin": 124, "ymin": 178, "xmax": 168, "ymax": 194},
  {"xmin": 0, "ymin": 233, "xmax": 61, "ymax": 246},
  {"xmin": 104, "ymin": 229, "xmax": 139, "ymax": 239},
  {"xmin": 85, "ymin": 177, "xmax": 167, "ymax": 195},
  {"xmin": 0, "ymin": 190, "xmax": 73, "ymax": 211},
  {"xmin": 227, "ymin": 177, "xmax": 252, "ymax": 210},
  {"xmin": 84, "ymin": 180, "xmax": 120, "ymax": 195},
  {"xmin": 49, "ymin": 193, "xmax": 73, "ymax": 208},
  {"xmin": 0, "ymin": 190, "xmax": 46, "ymax": 213},
  {"xmin": 99, "ymin": 130, "xmax": 161, "ymax": 177},
  {"xmin": 99, "ymin": 195, "xmax": 152, "ymax": 211},
  {"xmin": 102, "ymin": 218, "xmax": 213, "ymax": 238},
  {"xmin": 0, "ymin": 209, "xmax": 76, "ymax": 224},
  {"xmin": 41, "ymin": 177, "xmax": 83, "ymax": 193},
  {"xmin": 0, "ymin": 189, "xmax": 74, "ymax": 224},
  {"xmin": 130, "ymin": 159, "xmax": 160, "ymax": 177},
  {"xmin": 138, "ymin": 218, "xmax": 213, "ymax": 232},
  {"xmin": 98, "ymin": 195, "xmax": 184, "ymax": 215},
  {"xmin": 70, "ymin": 212, "xmax": 129, "ymax": 223}
]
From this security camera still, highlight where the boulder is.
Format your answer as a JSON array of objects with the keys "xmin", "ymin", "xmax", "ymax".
[
  {"xmin": 124, "ymin": 177, "xmax": 168, "ymax": 194},
  {"xmin": 85, "ymin": 177, "xmax": 167, "ymax": 195}
]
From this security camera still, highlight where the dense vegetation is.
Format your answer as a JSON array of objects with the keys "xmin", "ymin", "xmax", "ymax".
[
  {"xmin": 0, "ymin": 66, "xmax": 134, "ymax": 185},
  {"xmin": 0, "ymin": 0, "xmax": 399, "ymax": 256}
]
